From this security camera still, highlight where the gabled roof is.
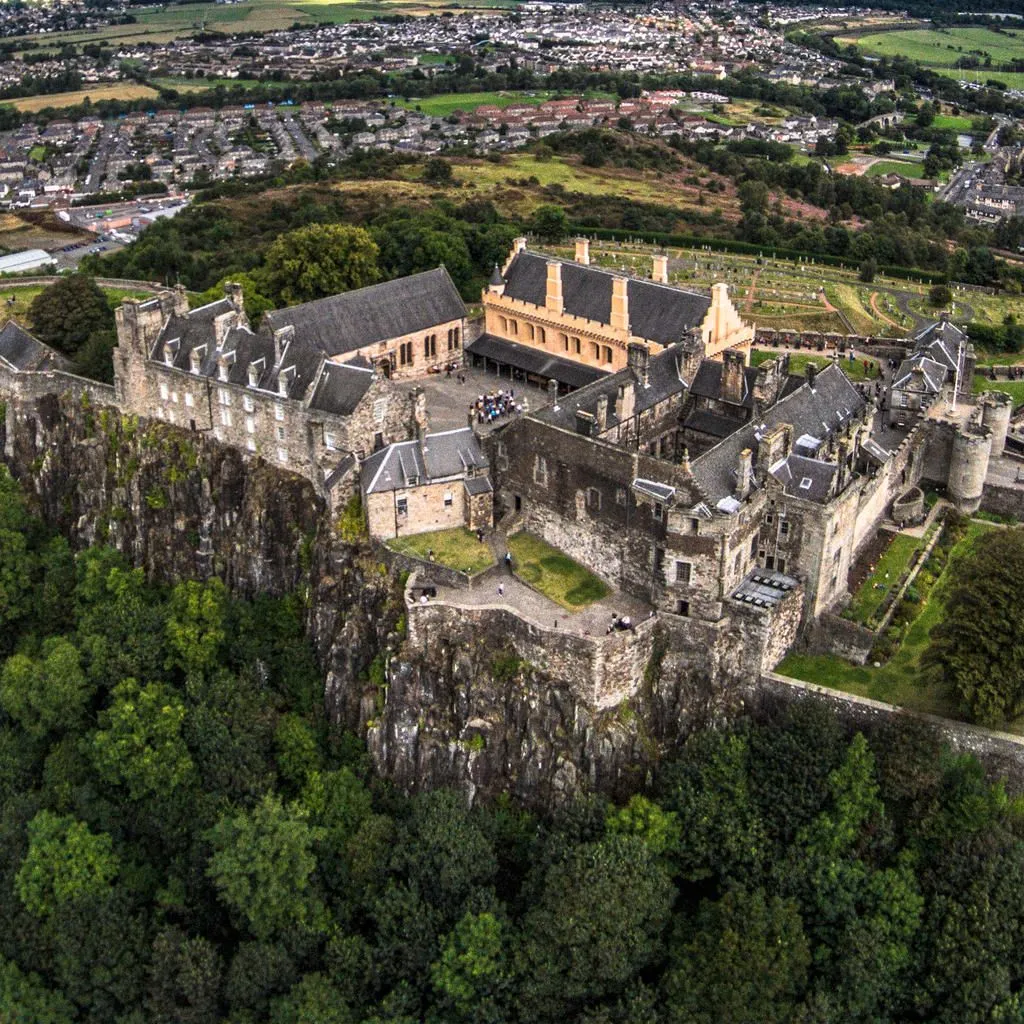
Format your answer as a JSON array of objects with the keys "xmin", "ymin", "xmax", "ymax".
[
  {"xmin": 362, "ymin": 427, "xmax": 488, "ymax": 495},
  {"xmin": 892, "ymin": 354, "xmax": 948, "ymax": 393},
  {"xmin": 0, "ymin": 319, "xmax": 69, "ymax": 373},
  {"xmin": 263, "ymin": 267, "xmax": 466, "ymax": 359},
  {"xmin": 691, "ymin": 362, "xmax": 864, "ymax": 505},
  {"xmin": 911, "ymin": 319, "xmax": 964, "ymax": 374},
  {"xmin": 501, "ymin": 250, "xmax": 710, "ymax": 345}
]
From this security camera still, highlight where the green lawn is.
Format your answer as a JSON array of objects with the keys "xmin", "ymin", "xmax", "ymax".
[
  {"xmin": 845, "ymin": 532, "xmax": 923, "ymax": 626},
  {"xmin": 865, "ymin": 160, "xmax": 922, "ymax": 178},
  {"xmin": 508, "ymin": 531, "xmax": 609, "ymax": 609},
  {"xmin": 846, "ymin": 26, "xmax": 1024, "ymax": 67},
  {"xmin": 389, "ymin": 526, "xmax": 494, "ymax": 575},
  {"xmin": 396, "ymin": 90, "xmax": 614, "ymax": 118},
  {"xmin": 778, "ymin": 522, "xmax": 1005, "ymax": 726},
  {"xmin": 750, "ymin": 350, "xmax": 882, "ymax": 383},
  {"xmin": 974, "ymin": 374, "xmax": 1024, "ymax": 407}
]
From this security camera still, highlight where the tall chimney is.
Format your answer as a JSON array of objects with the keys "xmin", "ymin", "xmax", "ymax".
[
  {"xmin": 545, "ymin": 261, "xmax": 564, "ymax": 315},
  {"xmin": 721, "ymin": 349, "xmax": 745, "ymax": 405},
  {"xmin": 617, "ymin": 380, "xmax": 635, "ymax": 422},
  {"xmin": 652, "ymin": 253, "xmax": 668, "ymax": 284},
  {"xmin": 513, "ymin": 236, "xmax": 527, "ymax": 255},
  {"xmin": 735, "ymin": 448, "xmax": 753, "ymax": 500},
  {"xmin": 575, "ymin": 238, "xmax": 590, "ymax": 265},
  {"xmin": 611, "ymin": 276, "xmax": 629, "ymax": 333},
  {"xmin": 173, "ymin": 283, "xmax": 189, "ymax": 317},
  {"xmin": 627, "ymin": 342, "xmax": 650, "ymax": 387},
  {"xmin": 595, "ymin": 393, "xmax": 608, "ymax": 431}
]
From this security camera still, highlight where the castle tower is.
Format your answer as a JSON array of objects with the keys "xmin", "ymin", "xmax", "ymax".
[
  {"xmin": 113, "ymin": 295, "xmax": 169, "ymax": 410},
  {"xmin": 948, "ymin": 424, "xmax": 992, "ymax": 514},
  {"xmin": 981, "ymin": 391, "xmax": 1012, "ymax": 453}
]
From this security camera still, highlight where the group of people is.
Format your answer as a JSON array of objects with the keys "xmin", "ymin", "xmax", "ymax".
[{"xmin": 471, "ymin": 389, "xmax": 521, "ymax": 426}]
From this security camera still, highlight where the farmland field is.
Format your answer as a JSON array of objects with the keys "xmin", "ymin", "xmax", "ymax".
[
  {"xmin": 839, "ymin": 25, "xmax": 1024, "ymax": 88},
  {"xmin": 6, "ymin": 82, "xmax": 160, "ymax": 112},
  {"xmin": 864, "ymin": 160, "xmax": 922, "ymax": 178}
]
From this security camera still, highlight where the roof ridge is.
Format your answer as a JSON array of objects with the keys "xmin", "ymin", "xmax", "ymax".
[{"xmin": 521, "ymin": 248, "xmax": 709, "ymax": 299}]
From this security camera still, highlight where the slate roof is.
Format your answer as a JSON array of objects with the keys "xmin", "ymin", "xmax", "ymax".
[
  {"xmin": 683, "ymin": 408, "xmax": 742, "ymax": 438},
  {"xmin": 531, "ymin": 341, "xmax": 689, "ymax": 431},
  {"xmin": 909, "ymin": 319, "xmax": 965, "ymax": 377},
  {"xmin": 689, "ymin": 360, "xmax": 759, "ymax": 408},
  {"xmin": 362, "ymin": 427, "xmax": 489, "ymax": 495},
  {"xmin": 501, "ymin": 251, "xmax": 710, "ymax": 345},
  {"xmin": 690, "ymin": 362, "xmax": 864, "ymax": 505},
  {"xmin": 892, "ymin": 354, "xmax": 948, "ymax": 393},
  {"xmin": 465, "ymin": 333, "xmax": 607, "ymax": 389},
  {"xmin": 768, "ymin": 452, "xmax": 837, "ymax": 504},
  {"xmin": 263, "ymin": 267, "xmax": 466, "ymax": 359},
  {"xmin": 0, "ymin": 320, "xmax": 69, "ymax": 372},
  {"xmin": 308, "ymin": 360, "xmax": 375, "ymax": 416}
]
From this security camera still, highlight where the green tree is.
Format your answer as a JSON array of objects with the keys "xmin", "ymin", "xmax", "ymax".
[
  {"xmin": 91, "ymin": 678, "xmax": 195, "ymax": 801},
  {"xmin": 0, "ymin": 956, "xmax": 75, "ymax": 1024},
  {"xmin": 430, "ymin": 911, "xmax": 510, "ymax": 1023},
  {"xmin": 271, "ymin": 973, "xmax": 353, "ymax": 1024},
  {"xmin": 606, "ymin": 794, "xmax": 681, "ymax": 857},
  {"xmin": 925, "ymin": 528, "xmax": 1024, "ymax": 724},
  {"xmin": 147, "ymin": 927, "xmax": 223, "ymax": 1024},
  {"xmin": 859, "ymin": 258, "xmax": 878, "ymax": 284},
  {"xmin": 0, "ymin": 466, "xmax": 36, "ymax": 653},
  {"xmin": 0, "ymin": 636, "xmax": 93, "ymax": 738},
  {"xmin": 16, "ymin": 810, "xmax": 120, "ymax": 917},
  {"xmin": 662, "ymin": 888, "xmax": 810, "ymax": 1024},
  {"xmin": 928, "ymin": 283, "xmax": 953, "ymax": 308},
  {"xmin": 72, "ymin": 327, "xmax": 118, "ymax": 383},
  {"xmin": 166, "ymin": 578, "xmax": 228, "ymax": 678},
  {"xmin": 530, "ymin": 204, "xmax": 569, "ymax": 241},
  {"xmin": 422, "ymin": 157, "xmax": 453, "ymax": 186},
  {"xmin": 27, "ymin": 273, "xmax": 113, "ymax": 355},
  {"xmin": 206, "ymin": 793, "xmax": 326, "ymax": 940},
  {"xmin": 518, "ymin": 834, "xmax": 675, "ymax": 1020},
  {"xmin": 263, "ymin": 224, "xmax": 380, "ymax": 306}
]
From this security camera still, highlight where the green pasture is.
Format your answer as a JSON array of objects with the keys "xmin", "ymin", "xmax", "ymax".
[
  {"xmin": 844, "ymin": 26, "xmax": 1024, "ymax": 67},
  {"xmin": 865, "ymin": 160, "xmax": 922, "ymax": 178}
]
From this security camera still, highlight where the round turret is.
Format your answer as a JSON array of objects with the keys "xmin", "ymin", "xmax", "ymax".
[
  {"xmin": 981, "ymin": 391, "xmax": 1013, "ymax": 454},
  {"xmin": 948, "ymin": 425, "xmax": 992, "ymax": 514}
]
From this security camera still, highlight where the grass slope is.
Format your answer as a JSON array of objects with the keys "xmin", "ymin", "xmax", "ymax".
[
  {"xmin": 389, "ymin": 527, "xmax": 495, "ymax": 575},
  {"xmin": 508, "ymin": 532, "xmax": 609, "ymax": 609}
]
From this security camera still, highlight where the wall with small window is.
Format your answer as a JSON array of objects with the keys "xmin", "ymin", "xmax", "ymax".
[{"xmin": 364, "ymin": 479, "xmax": 469, "ymax": 541}]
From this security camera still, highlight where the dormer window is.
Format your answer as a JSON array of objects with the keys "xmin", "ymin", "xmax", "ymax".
[
  {"xmin": 189, "ymin": 344, "xmax": 206, "ymax": 375},
  {"xmin": 247, "ymin": 359, "xmax": 264, "ymax": 388},
  {"xmin": 278, "ymin": 365, "xmax": 295, "ymax": 397}
]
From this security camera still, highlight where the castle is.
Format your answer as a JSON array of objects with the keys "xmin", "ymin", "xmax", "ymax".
[{"xmin": 0, "ymin": 240, "xmax": 1019, "ymax": 705}]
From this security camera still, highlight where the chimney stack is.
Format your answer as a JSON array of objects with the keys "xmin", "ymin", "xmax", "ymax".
[
  {"xmin": 721, "ymin": 349, "xmax": 746, "ymax": 405},
  {"xmin": 546, "ymin": 378, "xmax": 559, "ymax": 403},
  {"xmin": 617, "ymin": 380, "xmax": 635, "ymax": 422},
  {"xmin": 575, "ymin": 409, "xmax": 596, "ymax": 435},
  {"xmin": 679, "ymin": 330, "xmax": 704, "ymax": 383},
  {"xmin": 627, "ymin": 342, "xmax": 650, "ymax": 387},
  {"xmin": 735, "ymin": 448, "xmax": 753, "ymax": 500},
  {"xmin": 575, "ymin": 238, "xmax": 590, "ymax": 265},
  {"xmin": 652, "ymin": 253, "xmax": 668, "ymax": 284},
  {"xmin": 173, "ymin": 283, "xmax": 189, "ymax": 317},
  {"xmin": 611, "ymin": 276, "xmax": 630, "ymax": 333},
  {"xmin": 513, "ymin": 236, "xmax": 527, "ymax": 255},
  {"xmin": 595, "ymin": 393, "xmax": 608, "ymax": 431},
  {"xmin": 805, "ymin": 361, "xmax": 818, "ymax": 389},
  {"xmin": 545, "ymin": 261, "xmax": 564, "ymax": 315}
]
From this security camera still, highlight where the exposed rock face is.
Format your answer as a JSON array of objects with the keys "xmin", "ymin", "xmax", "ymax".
[{"xmin": 1, "ymin": 394, "xmax": 743, "ymax": 809}]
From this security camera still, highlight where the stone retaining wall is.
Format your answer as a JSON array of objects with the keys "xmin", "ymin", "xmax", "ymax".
[{"xmin": 756, "ymin": 671, "xmax": 1024, "ymax": 789}]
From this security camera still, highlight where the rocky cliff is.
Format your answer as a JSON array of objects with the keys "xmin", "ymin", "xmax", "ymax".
[{"xmin": 1, "ymin": 394, "xmax": 741, "ymax": 808}]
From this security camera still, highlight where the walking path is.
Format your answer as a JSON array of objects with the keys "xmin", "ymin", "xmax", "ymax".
[{"xmin": 870, "ymin": 291, "xmax": 901, "ymax": 331}]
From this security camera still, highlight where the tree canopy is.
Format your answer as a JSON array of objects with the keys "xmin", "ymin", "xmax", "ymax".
[{"xmin": 27, "ymin": 274, "xmax": 114, "ymax": 356}]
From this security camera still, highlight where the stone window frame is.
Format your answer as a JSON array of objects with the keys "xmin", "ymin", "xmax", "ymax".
[
  {"xmin": 243, "ymin": 394, "xmax": 255, "ymax": 413},
  {"xmin": 246, "ymin": 417, "xmax": 256, "ymax": 435},
  {"xmin": 780, "ymin": 518, "xmax": 790, "ymax": 537},
  {"xmin": 443, "ymin": 491, "xmax": 454, "ymax": 508},
  {"xmin": 276, "ymin": 425, "xmax": 286, "ymax": 442},
  {"xmin": 615, "ymin": 487, "xmax": 627, "ymax": 507},
  {"xmin": 602, "ymin": 346, "xmax": 613, "ymax": 364},
  {"xmin": 586, "ymin": 486, "xmax": 602, "ymax": 512},
  {"xmin": 397, "ymin": 497, "xmax": 409, "ymax": 516},
  {"xmin": 373, "ymin": 399, "xmax": 387, "ymax": 423},
  {"xmin": 276, "ymin": 447, "xmax": 288, "ymax": 464},
  {"xmin": 274, "ymin": 404, "xmax": 285, "ymax": 422},
  {"xmin": 533, "ymin": 455, "xmax": 548, "ymax": 487},
  {"xmin": 159, "ymin": 381, "xmax": 169, "ymax": 401},
  {"xmin": 674, "ymin": 559, "xmax": 692, "ymax": 584},
  {"xmin": 653, "ymin": 502, "xmax": 664, "ymax": 521},
  {"xmin": 184, "ymin": 392, "xmax": 194, "ymax": 409}
]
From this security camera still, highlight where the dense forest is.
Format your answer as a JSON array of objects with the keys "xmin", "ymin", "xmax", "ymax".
[{"xmin": 1, "ymin": 463, "xmax": 1024, "ymax": 1023}]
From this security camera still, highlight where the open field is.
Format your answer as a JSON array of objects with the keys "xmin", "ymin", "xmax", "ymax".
[
  {"xmin": 508, "ymin": 532, "xmax": 609, "ymax": 609},
  {"xmin": 389, "ymin": 527, "xmax": 495, "ymax": 575},
  {"xmin": 839, "ymin": 25, "xmax": 1024, "ymax": 67},
  {"xmin": 0, "ymin": 212, "xmax": 88, "ymax": 253},
  {"xmin": 839, "ymin": 25, "xmax": 1024, "ymax": 88},
  {"xmin": 5, "ymin": 82, "xmax": 160, "ymax": 112},
  {"xmin": 778, "ymin": 522, "xmax": 1009, "ymax": 728},
  {"xmin": 396, "ymin": 89, "xmax": 614, "ymax": 117},
  {"xmin": 149, "ymin": 76, "xmax": 293, "ymax": 94},
  {"xmin": 864, "ymin": 159, "xmax": 922, "ymax": 178}
]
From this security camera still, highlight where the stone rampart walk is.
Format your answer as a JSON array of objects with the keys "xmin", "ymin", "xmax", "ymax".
[{"xmin": 422, "ymin": 568, "xmax": 653, "ymax": 638}]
